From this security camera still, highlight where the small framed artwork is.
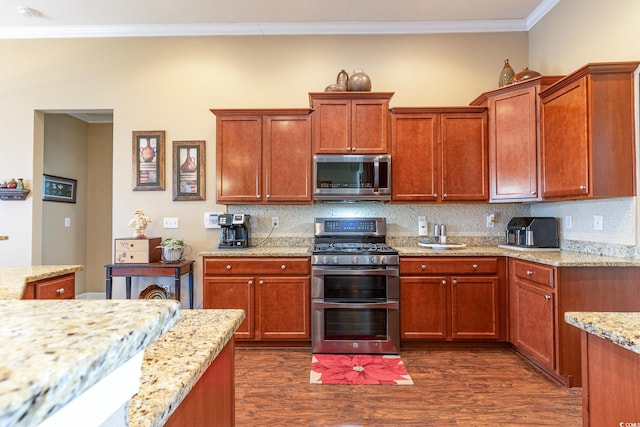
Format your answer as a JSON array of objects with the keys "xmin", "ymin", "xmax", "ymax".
[
  {"xmin": 43, "ymin": 174, "xmax": 77, "ymax": 203},
  {"xmin": 173, "ymin": 140, "xmax": 205, "ymax": 201},
  {"xmin": 133, "ymin": 130, "xmax": 165, "ymax": 191}
]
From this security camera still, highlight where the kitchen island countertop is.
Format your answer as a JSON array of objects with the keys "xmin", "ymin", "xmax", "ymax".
[
  {"xmin": 0, "ymin": 299, "xmax": 180, "ymax": 426},
  {"xmin": 128, "ymin": 308, "xmax": 245, "ymax": 427},
  {"xmin": 565, "ymin": 311, "xmax": 640, "ymax": 355},
  {"xmin": 0, "ymin": 265, "xmax": 84, "ymax": 299}
]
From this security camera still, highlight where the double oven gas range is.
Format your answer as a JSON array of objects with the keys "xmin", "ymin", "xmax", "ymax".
[{"xmin": 311, "ymin": 217, "xmax": 400, "ymax": 354}]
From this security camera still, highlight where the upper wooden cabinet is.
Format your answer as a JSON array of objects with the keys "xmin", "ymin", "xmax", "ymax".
[
  {"xmin": 309, "ymin": 92, "xmax": 393, "ymax": 154},
  {"xmin": 472, "ymin": 76, "xmax": 562, "ymax": 202},
  {"xmin": 390, "ymin": 107, "xmax": 488, "ymax": 202},
  {"xmin": 539, "ymin": 62, "xmax": 639, "ymax": 200},
  {"xmin": 211, "ymin": 109, "xmax": 313, "ymax": 204}
]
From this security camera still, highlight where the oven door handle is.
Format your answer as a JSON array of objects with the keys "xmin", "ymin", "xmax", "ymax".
[
  {"xmin": 312, "ymin": 266, "xmax": 399, "ymax": 276},
  {"xmin": 313, "ymin": 301, "xmax": 399, "ymax": 310}
]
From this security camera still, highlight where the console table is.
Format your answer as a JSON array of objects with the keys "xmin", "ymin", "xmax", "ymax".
[{"xmin": 105, "ymin": 260, "xmax": 194, "ymax": 309}]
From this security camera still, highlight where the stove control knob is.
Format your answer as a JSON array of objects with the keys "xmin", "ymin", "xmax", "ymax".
[
  {"xmin": 321, "ymin": 256, "xmax": 329, "ymax": 264},
  {"xmin": 352, "ymin": 256, "xmax": 359, "ymax": 264},
  {"xmin": 380, "ymin": 256, "xmax": 387, "ymax": 264},
  {"xmin": 332, "ymin": 256, "xmax": 339, "ymax": 264},
  {"xmin": 370, "ymin": 255, "xmax": 379, "ymax": 264}
]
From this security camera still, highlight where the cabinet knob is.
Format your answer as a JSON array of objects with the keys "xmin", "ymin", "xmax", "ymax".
[
  {"xmin": 248, "ymin": 280, "xmax": 253, "ymax": 285},
  {"xmin": 452, "ymin": 279, "xmax": 458, "ymax": 285},
  {"xmin": 544, "ymin": 295, "xmax": 552, "ymax": 300},
  {"xmin": 443, "ymin": 193, "xmax": 448, "ymax": 199},
  {"xmin": 531, "ymin": 191, "xmax": 537, "ymax": 195},
  {"xmin": 433, "ymin": 193, "xmax": 438, "ymax": 199},
  {"xmin": 259, "ymin": 280, "xmax": 264, "ymax": 285},
  {"xmin": 281, "ymin": 264, "xmax": 286, "ymax": 270},
  {"xmin": 526, "ymin": 270, "xmax": 533, "ymax": 275},
  {"xmin": 56, "ymin": 288, "xmax": 65, "ymax": 295},
  {"xmin": 579, "ymin": 185, "xmax": 587, "ymax": 191},
  {"xmin": 266, "ymin": 194, "xmax": 270, "ymax": 199},
  {"xmin": 421, "ymin": 264, "xmax": 427, "ymax": 270},
  {"xmin": 351, "ymin": 147, "xmax": 356, "ymax": 152},
  {"xmin": 441, "ymin": 280, "xmax": 447, "ymax": 285},
  {"xmin": 226, "ymin": 265, "xmax": 232, "ymax": 270},
  {"xmin": 472, "ymin": 264, "xmax": 478, "ymax": 270}
]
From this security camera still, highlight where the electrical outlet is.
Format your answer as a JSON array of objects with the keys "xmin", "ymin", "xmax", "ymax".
[
  {"xmin": 418, "ymin": 215, "xmax": 427, "ymax": 236},
  {"xmin": 163, "ymin": 217, "xmax": 179, "ymax": 229},
  {"xmin": 271, "ymin": 216, "xmax": 279, "ymax": 229},
  {"xmin": 564, "ymin": 216, "xmax": 573, "ymax": 229},
  {"xmin": 486, "ymin": 213, "xmax": 496, "ymax": 228},
  {"xmin": 593, "ymin": 215, "xmax": 604, "ymax": 231}
]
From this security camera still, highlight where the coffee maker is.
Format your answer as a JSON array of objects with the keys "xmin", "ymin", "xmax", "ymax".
[{"xmin": 218, "ymin": 214, "xmax": 250, "ymax": 248}]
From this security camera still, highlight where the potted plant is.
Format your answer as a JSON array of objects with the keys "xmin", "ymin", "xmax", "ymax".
[{"xmin": 157, "ymin": 238, "xmax": 187, "ymax": 262}]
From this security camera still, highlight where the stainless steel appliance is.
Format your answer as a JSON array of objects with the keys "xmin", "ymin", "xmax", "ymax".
[
  {"xmin": 218, "ymin": 214, "xmax": 250, "ymax": 248},
  {"xmin": 313, "ymin": 154, "xmax": 391, "ymax": 201},
  {"xmin": 504, "ymin": 217, "xmax": 559, "ymax": 248},
  {"xmin": 311, "ymin": 217, "xmax": 400, "ymax": 354}
]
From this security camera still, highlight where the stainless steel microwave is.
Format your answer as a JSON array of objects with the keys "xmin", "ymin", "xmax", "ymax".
[{"xmin": 313, "ymin": 154, "xmax": 391, "ymax": 201}]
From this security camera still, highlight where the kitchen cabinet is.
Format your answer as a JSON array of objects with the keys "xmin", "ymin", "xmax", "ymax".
[
  {"xmin": 539, "ymin": 62, "xmax": 639, "ymax": 200},
  {"xmin": 508, "ymin": 258, "xmax": 640, "ymax": 387},
  {"xmin": 471, "ymin": 76, "xmax": 562, "ymax": 202},
  {"xmin": 309, "ymin": 92, "xmax": 393, "ymax": 154},
  {"xmin": 21, "ymin": 273, "xmax": 75, "ymax": 299},
  {"xmin": 211, "ymin": 109, "xmax": 312, "ymax": 204},
  {"xmin": 203, "ymin": 257, "xmax": 311, "ymax": 341},
  {"xmin": 399, "ymin": 257, "xmax": 506, "ymax": 341},
  {"xmin": 390, "ymin": 107, "xmax": 488, "ymax": 202}
]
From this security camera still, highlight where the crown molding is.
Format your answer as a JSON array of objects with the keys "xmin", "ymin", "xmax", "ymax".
[
  {"xmin": 526, "ymin": 0, "xmax": 561, "ymax": 30},
  {"xmin": 0, "ymin": 19, "xmax": 533, "ymax": 39}
]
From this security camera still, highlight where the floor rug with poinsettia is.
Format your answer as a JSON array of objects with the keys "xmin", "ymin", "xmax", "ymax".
[{"xmin": 310, "ymin": 354, "xmax": 414, "ymax": 385}]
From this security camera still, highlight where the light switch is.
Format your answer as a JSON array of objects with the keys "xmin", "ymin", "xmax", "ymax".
[
  {"xmin": 593, "ymin": 215, "xmax": 604, "ymax": 231},
  {"xmin": 64, "ymin": 217, "xmax": 71, "ymax": 228}
]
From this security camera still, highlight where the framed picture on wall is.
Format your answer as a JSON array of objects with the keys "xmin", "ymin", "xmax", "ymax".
[
  {"xmin": 172, "ymin": 140, "xmax": 205, "ymax": 201},
  {"xmin": 43, "ymin": 174, "xmax": 77, "ymax": 203},
  {"xmin": 132, "ymin": 130, "xmax": 165, "ymax": 191}
]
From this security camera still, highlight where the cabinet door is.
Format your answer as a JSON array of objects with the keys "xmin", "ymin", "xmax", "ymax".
[
  {"xmin": 441, "ymin": 112, "xmax": 488, "ymax": 201},
  {"xmin": 216, "ymin": 116, "xmax": 263, "ymax": 203},
  {"xmin": 263, "ymin": 115, "xmax": 312, "ymax": 203},
  {"xmin": 400, "ymin": 276, "xmax": 448, "ymax": 340},
  {"xmin": 391, "ymin": 113, "xmax": 439, "ymax": 201},
  {"xmin": 513, "ymin": 279, "xmax": 555, "ymax": 369},
  {"xmin": 489, "ymin": 87, "xmax": 539, "ymax": 201},
  {"xmin": 540, "ymin": 79, "xmax": 589, "ymax": 199},
  {"xmin": 313, "ymin": 99, "xmax": 351, "ymax": 153},
  {"xmin": 451, "ymin": 276, "xmax": 499, "ymax": 339},
  {"xmin": 203, "ymin": 277, "xmax": 255, "ymax": 340},
  {"xmin": 351, "ymin": 99, "xmax": 389, "ymax": 153},
  {"xmin": 258, "ymin": 276, "xmax": 310, "ymax": 340}
]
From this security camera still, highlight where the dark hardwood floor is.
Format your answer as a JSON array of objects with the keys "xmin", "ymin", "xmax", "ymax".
[{"xmin": 235, "ymin": 347, "xmax": 582, "ymax": 426}]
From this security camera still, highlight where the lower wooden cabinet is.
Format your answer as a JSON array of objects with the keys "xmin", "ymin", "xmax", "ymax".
[
  {"xmin": 203, "ymin": 257, "xmax": 310, "ymax": 341},
  {"xmin": 22, "ymin": 273, "xmax": 75, "ymax": 299},
  {"xmin": 399, "ymin": 257, "xmax": 506, "ymax": 342}
]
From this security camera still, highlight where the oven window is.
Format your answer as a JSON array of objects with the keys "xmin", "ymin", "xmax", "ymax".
[
  {"xmin": 324, "ymin": 308, "xmax": 388, "ymax": 340},
  {"xmin": 323, "ymin": 275, "xmax": 387, "ymax": 301}
]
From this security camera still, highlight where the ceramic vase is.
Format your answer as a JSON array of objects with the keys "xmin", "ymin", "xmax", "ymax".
[
  {"xmin": 498, "ymin": 59, "xmax": 515, "ymax": 87},
  {"xmin": 162, "ymin": 248, "xmax": 183, "ymax": 262},
  {"xmin": 348, "ymin": 68, "xmax": 372, "ymax": 91}
]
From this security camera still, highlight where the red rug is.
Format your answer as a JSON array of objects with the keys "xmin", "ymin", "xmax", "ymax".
[{"xmin": 310, "ymin": 354, "xmax": 414, "ymax": 385}]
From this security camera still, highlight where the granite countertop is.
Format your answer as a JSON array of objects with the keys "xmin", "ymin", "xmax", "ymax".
[
  {"xmin": 129, "ymin": 308, "xmax": 245, "ymax": 427},
  {"xmin": 565, "ymin": 312, "xmax": 640, "ymax": 355},
  {"xmin": 199, "ymin": 245, "xmax": 640, "ymax": 267},
  {"xmin": 0, "ymin": 265, "xmax": 84, "ymax": 299},
  {"xmin": 0, "ymin": 299, "xmax": 180, "ymax": 427}
]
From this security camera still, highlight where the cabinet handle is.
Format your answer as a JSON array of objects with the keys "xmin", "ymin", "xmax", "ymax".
[
  {"xmin": 226, "ymin": 265, "xmax": 232, "ymax": 270},
  {"xmin": 443, "ymin": 193, "xmax": 448, "ymax": 199},
  {"xmin": 433, "ymin": 193, "xmax": 438, "ymax": 199},
  {"xmin": 351, "ymin": 147, "xmax": 356, "ymax": 152},
  {"xmin": 579, "ymin": 185, "xmax": 587, "ymax": 191},
  {"xmin": 544, "ymin": 295, "xmax": 552, "ymax": 300},
  {"xmin": 259, "ymin": 280, "xmax": 264, "ymax": 285},
  {"xmin": 248, "ymin": 280, "xmax": 253, "ymax": 285},
  {"xmin": 472, "ymin": 264, "xmax": 478, "ymax": 270},
  {"xmin": 452, "ymin": 279, "xmax": 458, "ymax": 285},
  {"xmin": 281, "ymin": 264, "xmax": 286, "ymax": 270},
  {"xmin": 531, "ymin": 191, "xmax": 537, "ymax": 195},
  {"xmin": 441, "ymin": 280, "xmax": 447, "ymax": 285},
  {"xmin": 421, "ymin": 264, "xmax": 427, "ymax": 270},
  {"xmin": 56, "ymin": 288, "xmax": 65, "ymax": 295},
  {"xmin": 526, "ymin": 270, "xmax": 533, "ymax": 275},
  {"xmin": 266, "ymin": 194, "xmax": 270, "ymax": 199}
]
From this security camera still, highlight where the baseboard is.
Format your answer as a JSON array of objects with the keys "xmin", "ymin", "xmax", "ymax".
[{"xmin": 76, "ymin": 292, "xmax": 105, "ymax": 300}]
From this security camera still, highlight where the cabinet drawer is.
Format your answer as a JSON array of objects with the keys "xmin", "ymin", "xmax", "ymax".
[
  {"xmin": 204, "ymin": 257, "xmax": 310, "ymax": 275},
  {"xmin": 400, "ymin": 257, "xmax": 499, "ymax": 275},
  {"xmin": 512, "ymin": 260, "xmax": 554, "ymax": 288},
  {"xmin": 23, "ymin": 273, "xmax": 75, "ymax": 300}
]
